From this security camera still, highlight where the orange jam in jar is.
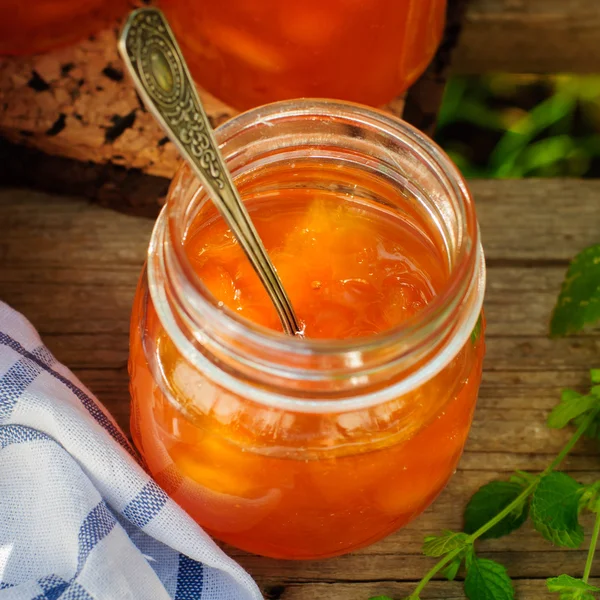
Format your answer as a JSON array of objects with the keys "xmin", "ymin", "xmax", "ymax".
[
  {"xmin": 0, "ymin": 0, "xmax": 129, "ymax": 56},
  {"xmin": 158, "ymin": 0, "xmax": 447, "ymax": 110},
  {"xmin": 129, "ymin": 100, "xmax": 485, "ymax": 559}
]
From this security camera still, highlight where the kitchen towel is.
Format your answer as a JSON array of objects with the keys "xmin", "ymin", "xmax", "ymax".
[{"xmin": 0, "ymin": 301, "xmax": 262, "ymax": 600}]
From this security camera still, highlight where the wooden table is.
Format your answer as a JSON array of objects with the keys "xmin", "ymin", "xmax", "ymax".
[{"xmin": 1, "ymin": 179, "xmax": 600, "ymax": 599}]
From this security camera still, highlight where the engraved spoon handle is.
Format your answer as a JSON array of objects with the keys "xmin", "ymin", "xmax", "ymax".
[{"xmin": 118, "ymin": 7, "xmax": 301, "ymax": 336}]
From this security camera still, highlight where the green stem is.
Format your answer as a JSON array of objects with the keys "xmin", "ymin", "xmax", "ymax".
[
  {"xmin": 408, "ymin": 407, "xmax": 599, "ymax": 598},
  {"xmin": 546, "ymin": 408, "xmax": 599, "ymax": 473},
  {"xmin": 583, "ymin": 510, "xmax": 600, "ymax": 583},
  {"xmin": 467, "ymin": 480, "xmax": 537, "ymax": 541},
  {"xmin": 412, "ymin": 548, "xmax": 462, "ymax": 598},
  {"xmin": 469, "ymin": 408, "xmax": 598, "ymax": 541}
]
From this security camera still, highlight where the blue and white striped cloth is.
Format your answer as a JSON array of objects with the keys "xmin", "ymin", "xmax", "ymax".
[{"xmin": 0, "ymin": 302, "xmax": 262, "ymax": 600}]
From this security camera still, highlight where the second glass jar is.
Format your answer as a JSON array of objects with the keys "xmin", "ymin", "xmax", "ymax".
[{"xmin": 159, "ymin": 0, "xmax": 447, "ymax": 110}]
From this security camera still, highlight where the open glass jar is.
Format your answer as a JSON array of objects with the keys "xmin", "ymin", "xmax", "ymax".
[
  {"xmin": 129, "ymin": 100, "xmax": 485, "ymax": 559},
  {"xmin": 158, "ymin": 0, "xmax": 447, "ymax": 110}
]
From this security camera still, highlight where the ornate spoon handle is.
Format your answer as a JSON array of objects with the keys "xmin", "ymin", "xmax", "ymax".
[{"xmin": 118, "ymin": 7, "xmax": 302, "ymax": 336}]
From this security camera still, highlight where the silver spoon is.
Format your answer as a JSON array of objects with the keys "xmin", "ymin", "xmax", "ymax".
[{"xmin": 118, "ymin": 7, "xmax": 302, "ymax": 336}]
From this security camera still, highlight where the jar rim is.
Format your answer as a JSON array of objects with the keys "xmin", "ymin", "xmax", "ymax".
[{"xmin": 151, "ymin": 99, "xmax": 485, "ymax": 412}]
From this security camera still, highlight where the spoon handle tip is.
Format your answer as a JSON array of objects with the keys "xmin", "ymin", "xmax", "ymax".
[{"xmin": 118, "ymin": 7, "xmax": 302, "ymax": 336}]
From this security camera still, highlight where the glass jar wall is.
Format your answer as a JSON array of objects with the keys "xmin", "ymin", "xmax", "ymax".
[{"xmin": 129, "ymin": 100, "xmax": 485, "ymax": 559}]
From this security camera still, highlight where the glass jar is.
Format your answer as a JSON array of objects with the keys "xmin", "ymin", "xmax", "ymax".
[
  {"xmin": 0, "ymin": 0, "xmax": 130, "ymax": 56},
  {"xmin": 158, "ymin": 0, "xmax": 447, "ymax": 110},
  {"xmin": 129, "ymin": 100, "xmax": 485, "ymax": 560}
]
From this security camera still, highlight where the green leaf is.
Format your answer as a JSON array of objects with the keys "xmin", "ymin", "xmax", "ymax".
[
  {"xmin": 531, "ymin": 472, "xmax": 584, "ymax": 548},
  {"xmin": 550, "ymin": 244, "xmax": 600, "ymax": 337},
  {"xmin": 464, "ymin": 481, "xmax": 529, "ymax": 539},
  {"xmin": 490, "ymin": 93, "xmax": 577, "ymax": 177},
  {"xmin": 442, "ymin": 558, "xmax": 462, "ymax": 581},
  {"xmin": 547, "ymin": 390, "xmax": 600, "ymax": 430},
  {"xmin": 591, "ymin": 369, "xmax": 600, "ymax": 385},
  {"xmin": 422, "ymin": 530, "xmax": 470, "ymax": 557},
  {"xmin": 369, "ymin": 596, "xmax": 395, "ymax": 600},
  {"xmin": 547, "ymin": 574, "xmax": 600, "ymax": 599},
  {"xmin": 464, "ymin": 557, "xmax": 515, "ymax": 600},
  {"xmin": 518, "ymin": 135, "xmax": 576, "ymax": 177}
]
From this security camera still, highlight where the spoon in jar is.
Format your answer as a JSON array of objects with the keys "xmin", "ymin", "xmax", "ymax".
[{"xmin": 118, "ymin": 7, "xmax": 302, "ymax": 336}]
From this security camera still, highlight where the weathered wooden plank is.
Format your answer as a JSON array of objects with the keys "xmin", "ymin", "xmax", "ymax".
[
  {"xmin": 12, "ymin": 330, "xmax": 598, "ymax": 377},
  {"xmin": 72, "ymin": 366, "xmax": 596, "ymax": 417},
  {"xmin": 0, "ymin": 265, "xmax": 574, "ymax": 336},
  {"xmin": 1, "ymin": 181, "xmax": 600, "ymax": 598},
  {"xmin": 0, "ymin": 266, "xmax": 578, "ymax": 337},
  {"xmin": 5, "ymin": 281, "xmax": 600, "ymax": 373},
  {"xmin": 8, "ymin": 352, "xmax": 600, "ymax": 472},
  {"xmin": 6, "ymin": 269, "xmax": 582, "ymax": 338},
  {"xmin": 252, "ymin": 578, "xmax": 600, "ymax": 600},
  {"xmin": 454, "ymin": 0, "xmax": 600, "ymax": 74},
  {"xmin": 235, "ymin": 545, "xmax": 597, "ymax": 583},
  {"xmin": 474, "ymin": 179, "xmax": 600, "ymax": 262},
  {"xmin": 4, "ymin": 180, "xmax": 600, "ymax": 263}
]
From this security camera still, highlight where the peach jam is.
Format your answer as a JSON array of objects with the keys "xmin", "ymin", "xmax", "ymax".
[{"xmin": 129, "ymin": 100, "xmax": 485, "ymax": 559}]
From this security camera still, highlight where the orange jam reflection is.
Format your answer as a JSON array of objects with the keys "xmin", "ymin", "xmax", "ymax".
[{"xmin": 129, "ymin": 188, "xmax": 484, "ymax": 559}]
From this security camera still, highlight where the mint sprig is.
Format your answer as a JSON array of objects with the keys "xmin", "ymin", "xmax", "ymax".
[{"xmin": 400, "ymin": 371, "xmax": 600, "ymax": 600}]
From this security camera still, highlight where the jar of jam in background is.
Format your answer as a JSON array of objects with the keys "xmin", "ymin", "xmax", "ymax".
[
  {"xmin": 128, "ymin": 100, "xmax": 485, "ymax": 559},
  {"xmin": 158, "ymin": 0, "xmax": 447, "ymax": 110},
  {"xmin": 0, "ymin": 0, "xmax": 131, "ymax": 55}
]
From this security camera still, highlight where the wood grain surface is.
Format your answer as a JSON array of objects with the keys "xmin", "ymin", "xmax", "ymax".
[
  {"xmin": 454, "ymin": 0, "xmax": 600, "ymax": 75},
  {"xmin": 1, "ymin": 179, "xmax": 600, "ymax": 598}
]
